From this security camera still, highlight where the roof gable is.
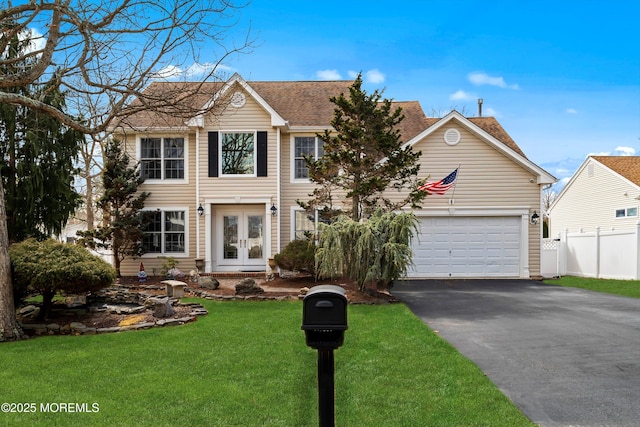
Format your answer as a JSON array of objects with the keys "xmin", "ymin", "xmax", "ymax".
[
  {"xmin": 592, "ymin": 156, "xmax": 640, "ymax": 187},
  {"xmin": 403, "ymin": 111, "xmax": 555, "ymax": 184},
  {"xmin": 550, "ymin": 155, "xmax": 640, "ymax": 213}
]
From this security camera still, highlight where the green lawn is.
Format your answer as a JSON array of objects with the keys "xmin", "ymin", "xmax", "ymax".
[
  {"xmin": 544, "ymin": 276, "xmax": 640, "ymax": 298},
  {"xmin": 0, "ymin": 300, "xmax": 533, "ymax": 427}
]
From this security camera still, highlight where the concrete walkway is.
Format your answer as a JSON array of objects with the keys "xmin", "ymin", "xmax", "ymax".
[{"xmin": 392, "ymin": 280, "xmax": 640, "ymax": 427}]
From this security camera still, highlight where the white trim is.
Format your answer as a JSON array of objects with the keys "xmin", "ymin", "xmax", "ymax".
[
  {"xmin": 408, "ymin": 206, "xmax": 530, "ymax": 217},
  {"xmin": 199, "ymin": 73, "xmax": 287, "ymax": 127},
  {"xmin": 195, "ymin": 128, "xmax": 201, "ymax": 259},
  {"xmin": 137, "ymin": 134, "xmax": 189, "ymax": 184},
  {"xmin": 276, "ymin": 128, "xmax": 282, "ymax": 254},
  {"xmin": 402, "ymin": 111, "xmax": 556, "ymax": 185},
  {"xmin": 203, "ymin": 198, "xmax": 273, "ymax": 272},
  {"xmin": 140, "ymin": 207, "xmax": 190, "ymax": 258},
  {"xmin": 218, "ymin": 130, "xmax": 258, "ymax": 178},
  {"xmin": 289, "ymin": 134, "xmax": 324, "ymax": 183}
]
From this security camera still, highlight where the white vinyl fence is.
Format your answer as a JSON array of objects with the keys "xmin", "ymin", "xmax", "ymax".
[{"xmin": 541, "ymin": 222, "xmax": 640, "ymax": 280}]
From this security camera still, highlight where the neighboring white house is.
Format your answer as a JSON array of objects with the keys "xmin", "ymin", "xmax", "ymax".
[{"xmin": 547, "ymin": 156, "xmax": 640, "ymax": 280}]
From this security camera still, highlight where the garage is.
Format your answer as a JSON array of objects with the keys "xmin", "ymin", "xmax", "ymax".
[{"xmin": 409, "ymin": 216, "xmax": 522, "ymax": 278}]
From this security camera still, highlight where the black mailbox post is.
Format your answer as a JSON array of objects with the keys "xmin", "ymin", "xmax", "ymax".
[{"xmin": 302, "ymin": 285, "xmax": 348, "ymax": 427}]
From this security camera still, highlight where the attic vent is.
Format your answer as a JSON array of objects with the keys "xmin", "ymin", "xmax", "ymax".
[
  {"xmin": 444, "ymin": 128, "xmax": 461, "ymax": 145},
  {"xmin": 587, "ymin": 163, "xmax": 594, "ymax": 177},
  {"xmin": 230, "ymin": 91, "xmax": 246, "ymax": 108}
]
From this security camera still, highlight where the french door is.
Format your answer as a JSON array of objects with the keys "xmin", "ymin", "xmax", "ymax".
[{"xmin": 217, "ymin": 207, "xmax": 265, "ymax": 269}]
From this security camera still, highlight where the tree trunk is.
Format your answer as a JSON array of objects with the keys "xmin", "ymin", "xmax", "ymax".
[
  {"xmin": 85, "ymin": 172, "xmax": 95, "ymax": 230},
  {"xmin": 0, "ymin": 179, "xmax": 26, "ymax": 342}
]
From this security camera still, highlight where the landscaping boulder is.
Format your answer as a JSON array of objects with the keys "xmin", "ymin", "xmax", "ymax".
[
  {"xmin": 235, "ymin": 278, "xmax": 264, "ymax": 295},
  {"xmin": 199, "ymin": 276, "xmax": 219, "ymax": 290},
  {"xmin": 148, "ymin": 296, "xmax": 175, "ymax": 318}
]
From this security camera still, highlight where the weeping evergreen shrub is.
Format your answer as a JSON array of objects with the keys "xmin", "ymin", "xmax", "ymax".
[
  {"xmin": 315, "ymin": 210, "xmax": 418, "ymax": 291},
  {"xmin": 10, "ymin": 239, "xmax": 116, "ymax": 319}
]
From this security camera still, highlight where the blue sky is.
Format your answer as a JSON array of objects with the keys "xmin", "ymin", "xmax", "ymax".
[{"xmin": 216, "ymin": 0, "xmax": 639, "ymax": 189}]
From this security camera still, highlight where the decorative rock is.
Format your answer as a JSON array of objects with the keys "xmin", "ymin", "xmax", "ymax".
[
  {"xmin": 235, "ymin": 278, "xmax": 264, "ymax": 295},
  {"xmin": 97, "ymin": 327, "xmax": 121, "ymax": 334},
  {"xmin": 149, "ymin": 296, "xmax": 175, "ymax": 318},
  {"xmin": 198, "ymin": 276, "xmax": 219, "ymax": 290},
  {"xmin": 18, "ymin": 305, "xmax": 40, "ymax": 318},
  {"xmin": 70, "ymin": 322, "xmax": 87, "ymax": 331},
  {"xmin": 46, "ymin": 323, "xmax": 61, "ymax": 332}
]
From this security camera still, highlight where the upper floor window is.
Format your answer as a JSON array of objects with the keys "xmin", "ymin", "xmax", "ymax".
[
  {"xmin": 221, "ymin": 132, "xmax": 255, "ymax": 176},
  {"xmin": 141, "ymin": 137, "xmax": 185, "ymax": 180},
  {"xmin": 142, "ymin": 209, "xmax": 186, "ymax": 254},
  {"xmin": 615, "ymin": 207, "xmax": 638, "ymax": 218},
  {"xmin": 293, "ymin": 136, "xmax": 324, "ymax": 180}
]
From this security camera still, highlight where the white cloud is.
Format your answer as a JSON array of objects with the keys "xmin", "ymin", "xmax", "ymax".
[
  {"xmin": 365, "ymin": 68, "xmax": 385, "ymax": 84},
  {"xmin": 566, "ymin": 108, "xmax": 578, "ymax": 114},
  {"xmin": 153, "ymin": 65, "xmax": 182, "ymax": 79},
  {"xmin": 614, "ymin": 146, "xmax": 636, "ymax": 156},
  {"xmin": 468, "ymin": 72, "xmax": 519, "ymax": 89},
  {"xmin": 317, "ymin": 69, "xmax": 342, "ymax": 80},
  {"xmin": 449, "ymin": 89, "xmax": 475, "ymax": 101},
  {"xmin": 484, "ymin": 107, "xmax": 501, "ymax": 118},
  {"xmin": 347, "ymin": 70, "xmax": 359, "ymax": 79},
  {"xmin": 151, "ymin": 62, "xmax": 233, "ymax": 80}
]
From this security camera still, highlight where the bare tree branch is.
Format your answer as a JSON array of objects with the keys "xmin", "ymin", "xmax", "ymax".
[{"xmin": 1, "ymin": 0, "xmax": 253, "ymax": 135}]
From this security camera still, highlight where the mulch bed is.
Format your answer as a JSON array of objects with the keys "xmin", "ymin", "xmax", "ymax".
[{"xmin": 19, "ymin": 274, "xmax": 398, "ymax": 333}]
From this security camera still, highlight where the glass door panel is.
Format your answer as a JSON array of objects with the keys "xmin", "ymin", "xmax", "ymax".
[
  {"xmin": 223, "ymin": 215, "xmax": 239, "ymax": 260},
  {"xmin": 247, "ymin": 215, "xmax": 263, "ymax": 260}
]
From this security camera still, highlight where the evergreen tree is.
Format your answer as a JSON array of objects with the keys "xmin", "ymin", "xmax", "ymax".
[
  {"xmin": 0, "ymin": 29, "xmax": 83, "ymax": 242},
  {"xmin": 299, "ymin": 74, "xmax": 426, "ymax": 221},
  {"xmin": 315, "ymin": 210, "xmax": 418, "ymax": 291},
  {"xmin": 77, "ymin": 139, "xmax": 150, "ymax": 277}
]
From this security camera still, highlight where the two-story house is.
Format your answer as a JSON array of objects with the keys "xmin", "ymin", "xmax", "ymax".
[{"xmin": 114, "ymin": 73, "xmax": 555, "ymax": 279}]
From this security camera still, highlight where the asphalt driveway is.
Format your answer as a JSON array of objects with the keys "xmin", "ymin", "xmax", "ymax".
[{"xmin": 391, "ymin": 280, "xmax": 640, "ymax": 427}]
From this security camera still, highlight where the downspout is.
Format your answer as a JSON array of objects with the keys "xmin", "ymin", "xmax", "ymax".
[{"xmin": 195, "ymin": 128, "xmax": 201, "ymax": 259}]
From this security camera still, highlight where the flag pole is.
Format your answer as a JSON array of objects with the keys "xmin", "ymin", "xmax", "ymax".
[{"xmin": 449, "ymin": 164, "xmax": 461, "ymax": 205}]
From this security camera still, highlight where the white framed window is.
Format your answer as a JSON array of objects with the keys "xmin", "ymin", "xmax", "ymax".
[
  {"xmin": 142, "ymin": 209, "xmax": 188, "ymax": 255},
  {"xmin": 291, "ymin": 207, "xmax": 332, "ymax": 240},
  {"xmin": 220, "ymin": 131, "xmax": 256, "ymax": 176},
  {"xmin": 292, "ymin": 136, "xmax": 324, "ymax": 181},
  {"xmin": 140, "ymin": 137, "xmax": 186, "ymax": 181},
  {"xmin": 615, "ymin": 207, "xmax": 638, "ymax": 218}
]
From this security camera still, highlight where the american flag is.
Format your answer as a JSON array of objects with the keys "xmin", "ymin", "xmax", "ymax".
[{"xmin": 418, "ymin": 168, "xmax": 458, "ymax": 195}]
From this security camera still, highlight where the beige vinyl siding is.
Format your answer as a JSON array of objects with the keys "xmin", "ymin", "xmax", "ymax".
[
  {"xmin": 280, "ymin": 121, "xmax": 544, "ymax": 276},
  {"xmin": 280, "ymin": 132, "xmax": 328, "ymax": 248},
  {"xmin": 389, "ymin": 121, "xmax": 543, "ymax": 277},
  {"xmin": 550, "ymin": 159, "xmax": 640, "ymax": 236},
  {"xmin": 199, "ymin": 87, "xmax": 279, "ymax": 262},
  {"xmin": 119, "ymin": 133, "xmax": 197, "ymax": 276}
]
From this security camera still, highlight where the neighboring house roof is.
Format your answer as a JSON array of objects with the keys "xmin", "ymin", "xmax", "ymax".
[
  {"xmin": 591, "ymin": 156, "xmax": 640, "ymax": 186},
  {"xmin": 116, "ymin": 74, "xmax": 531, "ymax": 160}
]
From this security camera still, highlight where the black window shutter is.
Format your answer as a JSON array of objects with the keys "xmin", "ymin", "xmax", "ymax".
[
  {"xmin": 208, "ymin": 132, "xmax": 218, "ymax": 177},
  {"xmin": 257, "ymin": 131, "xmax": 267, "ymax": 177}
]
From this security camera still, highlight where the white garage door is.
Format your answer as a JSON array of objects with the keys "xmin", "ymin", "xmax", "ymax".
[{"xmin": 409, "ymin": 216, "xmax": 521, "ymax": 278}]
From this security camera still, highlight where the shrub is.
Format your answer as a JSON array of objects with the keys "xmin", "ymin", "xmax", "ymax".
[
  {"xmin": 10, "ymin": 238, "xmax": 117, "ymax": 318},
  {"xmin": 273, "ymin": 239, "xmax": 316, "ymax": 275}
]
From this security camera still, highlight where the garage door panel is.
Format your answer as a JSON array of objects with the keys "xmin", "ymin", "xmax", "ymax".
[{"xmin": 409, "ymin": 216, "xmax": 521, "ymax": 278}]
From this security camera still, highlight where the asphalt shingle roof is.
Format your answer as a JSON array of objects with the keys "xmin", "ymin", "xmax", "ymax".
[
  {"xmin": 592, "ymin": 156, "xmax": 640, "ymax": 186},
  {"xmin": 119, "ymin": 78, "xmax": 526, "ymax": 156}
]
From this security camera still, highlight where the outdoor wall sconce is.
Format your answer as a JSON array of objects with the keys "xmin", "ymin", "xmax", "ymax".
[
  {"xmin": 530, "ymin": 210, "xmax": 539, "ymax": 225},
  {"xmin": 197, "ymin": 204, "xmax": 204, "ymax": 217},
  {"xmin": 270, "ymin": 203, "xmax": 278, "ymax": 217}
]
